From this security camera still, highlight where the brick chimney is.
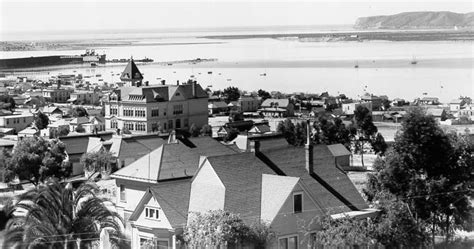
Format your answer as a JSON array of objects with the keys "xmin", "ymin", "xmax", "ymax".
[
  {"xmin": 305, "ymin": 120, "xmax": 313, "ymax": 174},
  {"xmin": 192, "ymin": 81, "xmax": 196, "ymax": 98}
]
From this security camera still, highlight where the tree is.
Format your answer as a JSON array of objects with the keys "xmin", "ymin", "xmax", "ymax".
[
  {"xmin": 223, "ymin": 86, "xmax": 240, "ymax": 103},
  {"xmin": 75, "ymin": 125, "xmax": 85, "ymax": 133},
  {"xmin": 4, "ymin": 180, "xmax": 125, "ymax": 248},
  {"xmin": 350, "ymin": 106, "xmax": 381, "ymax": 167},
  {"xmin": 277, "ymin": 119, "xmax": 296, "ymax": 146},
  {"xmin": 50, "ymin": 126, "xmax": 69, "ymax": 138},
  {"xmin": 313, "ymin": 214, "xmax": 373, "ymax": 247},
  {"xmin": 313, "ymin": 117, "xmax": 352, "ymax": 149},
  {"xmin": 200, "ymin": 124, "xmax": 212, "ymax": 136},
  {"xmin": 366, "ymin": 108, "xmax": 473, "ymax": 245},
  {"xmin": 34, "ymin": 111, "xmax": 49, "ymax": 130},
  {"xmin": 257, "ymin": 89, "xmax": 271, "ymax": 101},
  {"xmin": 223, "ymin": 127, "xmax": 239, "ymax": 142},
  {"xmin": 72, "ymin": 106, "xmax": 88, "ymax": 117},
  {"xmin": 4, "ymin": 137, "xmax": 70, "ymax": 186},
  {"xmin": 371, "ymin": 133, "xmax": 388, "ymax": 155},
  {"xmin": 189, "ymin": 123, "xmax": 200, "ymax": 137},
  {"xmin": 183, "ymin": 210, "xmax": 273, "ymax": 248},
  {"xmin": 80, "ymin": 150, "xmax": 115, "ymax": 179},
  {"xmin": 0, "ymin": 95, "xmax": 15, "ymax": 111}
]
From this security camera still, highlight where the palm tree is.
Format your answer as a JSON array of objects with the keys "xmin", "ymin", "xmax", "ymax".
[{"xmin": 3, "ymin": 179, "xmax": 125, "ymax": 248}]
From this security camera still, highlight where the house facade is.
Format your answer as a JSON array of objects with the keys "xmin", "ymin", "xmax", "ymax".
[
  {"xmin": 42, "ymin": 88, "xmax": 73, "ymax": 103},
  {"xmin": 258, "ymin": 98, "xmax": 294, "ymax": 117},
  {"xmin": 0, "ymin": 113, "xmax": 34, "ymax": 133}
]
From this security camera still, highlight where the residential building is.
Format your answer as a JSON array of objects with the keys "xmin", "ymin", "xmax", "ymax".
[
  {"xmin": 459, "ymin": 103, "xmax": 474, "ymax": 120},
  {"xmin": 0, "ymin": 113, "xmax": 35, "ymax": 133},
  {"xmin": 327, "ymin": 144, "xmax": 351, "ymax": 169},
  {"xmin": 104, "ymin": 60, "xmax": 209, "ymax": 134},
  {"xmin": 208, "ymin": 101, "xmax": 229, "ymax": 115},
  {"xmin": 68, "ymin": 91, "xmax": 100, "ymax": 105},
  {"xmin": 258, "ymin": 98, "xmax": 294, "ymax": 117},
  {"xmin": 42, "ymin": 88, "xmax": 73, "ymax": 103},
  {"xmin": 121, "ymin": 132, "xmax": 376, "ymax": 248},
  {"xmin": 238, "ymin": 96, "xmax": 260, "ymax": 112},
  {"xmin": 426, "ymin": 108, "xmax": 447, "ymax": 122},
  {"xmin": 107, "ymin": 134, "xmax": 166, "ymax": 169},
  {"xmin": 341, "ymin": 101, "xmax": 372, "ymax": 115},
  {"xmin": 111, "ymin": 136, "xmax": 238, "ymax": 236},
  {"xmin": 417, "ymin": 97, "xmax": 440, "ymax": 106},
  {"xmin": 83, "ymin": 116, "xmax": 105, "ymax": 133},
  {"xmin": 60, "ymin": 136, "xmax": 105, "ymax": 176},
  {"xmin": 361, "ymin": 93, "xmax": 382, "ymax": 111}
]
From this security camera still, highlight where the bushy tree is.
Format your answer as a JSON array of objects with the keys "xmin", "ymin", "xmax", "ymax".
[
  {"xmin": 80, "ymin": 150, "xmax": 115, "ymax": 179},
  {"xmin": 34, "ymin": 111, "xmax": 49, "ymax": 130},
  {"xmin": 0, "ymin": 95, "xmax": 15, "ymax": 111},
  {"xmin": 313, "ymin": 117, "xmax": 352, "ymax": 149},
  {"xmin": 257, "ymin": 89, "xmax": 271, "ymax": 101},
  {"xmin": 223, "ymin": 86, "xmax": 240, "ymax": 103},
  {"xmin": 72, "ymin": 106, "xmax": 88, "ymax": 117},
  {"xmin": 189, "ymin": 123, "xmax": 200, "ymax": 137},
  {"xmin": 4, "ymin": 137, "xmax": 70, "ymax": 186},
  {"xmin": 200, "ymin": 124, "xmax": 212, "ymax": 136},
  {"xmin": 366, "ymin": 108, "xmax": 473, "ymax": 245},
  {"xmin": 4, "ymin": 180, "xmax": 125, "ymax": 248},
  {"xmin": 50, "ymin": 126, "xmax": 69, "ymax": 138},
  {"xmin": 184, "ymin": 210, "xmax": 273, "ymax": 248},
  {"xmin": 277, "ymin": 119, "xmax": 309, "ymax": 147},
  {"xmin": 75, "ymin": 125, "xmax": 85, "ymax": 133}
]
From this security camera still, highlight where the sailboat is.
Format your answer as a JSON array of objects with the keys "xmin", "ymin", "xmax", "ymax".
[
  {"xmin": 411, "ymin": 56, "xmax": 418, "ymax": 65},
  {"xmin": 354, "ymin": 61, "xmax": 359, "ymax": 68}
]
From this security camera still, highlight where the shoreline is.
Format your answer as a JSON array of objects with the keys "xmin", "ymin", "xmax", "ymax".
[
  {"xmin": 201, "ymin": 30, "xmax": 474, "ymax": 42},
  {"xmin": 1, "ymin": 57, "xmax": 472, "ymax": 73}
]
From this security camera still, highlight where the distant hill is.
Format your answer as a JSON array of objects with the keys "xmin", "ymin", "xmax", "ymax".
[{"xmin": 354, "ymin": 11, "xmax": 474, "ymax": 30}]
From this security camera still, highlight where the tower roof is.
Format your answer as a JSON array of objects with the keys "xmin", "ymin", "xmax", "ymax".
[{"xmin": 120, "ymin": 59, "xmax": 143, "ymax": 82}]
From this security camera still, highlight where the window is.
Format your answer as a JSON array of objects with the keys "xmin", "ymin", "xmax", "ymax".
[
  {"xmin": 145, "ymin": 207, "xmax": 160, "ymax": 219},
  {"xmin": 184, "ymin": 118, "xmax": 189, "ymax": 128},
  {"xmin": 119, "ymin": 185, "xmax": 126, "ymax": 202},
  {"xmin": 110, "ymin": 107, "xmax": 118, "ymax": 115},
  {"xmin": 279, "ymin": 236, "xmax": 298, "ymax": 249},
  {"xmin": 293, "ymin": 193, "xmax": 302, "ymax": 213},
  {"xmin": 151, "ymin": 109, "xmax": 159, "ymax": 117},
  {"xmin": 175, "ymin": 119, "xmax": 181, "ymax": 129},
  {"xmin": 123, "ymin": 109, "xmax": 133, "ymax": 117},
  {"xmin": 135, "ymin": 122, "xmax": 146, "ymax": 131},
  {"xmin": 135, "ymin": 110, "xmax": 145, "ymax": 117},
  {"xmin": 168, "ymin": 120, "xmax": 173, "ymax": 129},
  {"xmin": 173, "ymin": 104, "xmax": 183, "ymax": 115},
  {"xmin": 111, "ymin": 120, "xmax": 118, "ymax": 129}
]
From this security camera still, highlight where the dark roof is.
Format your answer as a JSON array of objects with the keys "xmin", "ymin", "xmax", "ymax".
[
  {"xmin": 120, "ymin": 59, "xmax": 143, "ymax": 81},
  {"xmin": 327, "ymin": 144, "xmax": 351, "ymax": 157},
  {"xmin": 60, "ymin": 136, "xmax": 90, "ymax": 155},
  {"xmin": 118, "ymin": 83, "xmax": 207, "ymax": 103},
  {"xmin": 116, "ymin": 135, "xmax": 166, "ymax": 160},
  {"xmin": 150, "ymin": 179, "xmax": 191, "ymax": 228},
  {"xmin": 206, "ymin": 153, "xmax": 276, "ymax": 223},
  {"xmin": 259, "ymin": 138, "xmax": 368, "ymax": 213},
  {"xmin": 261, "ymin": 98, "xmax": 291, "ymax": 108},
  {"xmin": 158, "ymin": 137, "xmax": 238, "ymax": 180}
]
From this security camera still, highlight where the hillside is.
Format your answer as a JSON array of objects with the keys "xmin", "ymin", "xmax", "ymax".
[{"xmin": 354, "ymin": 11, "xmax": 474, "ymax": 29}]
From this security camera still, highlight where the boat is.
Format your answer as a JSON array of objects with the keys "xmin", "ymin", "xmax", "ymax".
[
  {"xmin": 0, "ymin": 49, "xmax": 106, "ymax": 69},
  {"xmin": 354, "ymin": 61, "xmax": 359, "ymax": 68},
  {"xmin": 411, "ymin": 56, "xmax": 418, "ymax": 65},
  {"xmin": 208, "ymin": 71, "xmax": 212, "ymax": 74},
  {"xmin": 90, "ymin": 63, "xmax": 97, "ymax": 67}
]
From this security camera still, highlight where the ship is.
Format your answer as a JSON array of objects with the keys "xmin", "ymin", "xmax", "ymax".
[{"xmin": 0, "ymin": 49, "xmax": 106, "ymax": 70}]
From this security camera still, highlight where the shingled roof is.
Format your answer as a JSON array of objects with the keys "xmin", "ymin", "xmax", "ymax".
[
  {"xmin": 205, "ymin": 152, "xmax": 276, "ymax": 223},
  {"xmin": 258, "ymin": 138, "xmax": 368, "ymax": 213},
  {"xmin": 112, "ymin": 136, "xmax": 238, "ymax": 182},
  {"xmin": 120, "ymin": 59, "xmax": 143, "ymax": 82},
  {"xmin": 128, "ymin": 179, "xmax": 191, "ymax": 229}
]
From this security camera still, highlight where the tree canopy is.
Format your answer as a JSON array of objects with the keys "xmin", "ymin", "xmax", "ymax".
[
  {"xmin": 72, "ymin": 106, "xmax": 88, "ymax": 117},
  {"xmin": 4, "ymin": 137, "xmax": 70, "ymax": 186},
  {"xmin": 257, "ymin": 89, "xmax": 271, "ymax": 101},
  {"xmin": 34, "ymin": 111, "xmax": 49, "ymax": 130},
  {"xmin": 0, "ymin": 95, "xmax": 15, "ymax": 111},
  {"xmin": 80, "ymin": 150, "xmax": 115, "ymax": 179},
  {"xmin": 223, "ymin": 87, "xmax": 241, "ymax": 103},
  {"xmin": 364, "ymin": 107, "xmax": 473, "ymax": 245},
  {"xmin": 4, "ymin": 180, "xmax": 125, "ymax": 248},
  {"xmin": 313, "ymin": 117, "xmax": 352, "ymax": 150}
]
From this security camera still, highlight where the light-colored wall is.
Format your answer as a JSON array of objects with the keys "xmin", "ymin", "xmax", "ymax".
[
  {"xmin": 269, "ymin": 184, "xmax": 322, "ymax": 249},
  {"xmin": 188, "ymin": 160, "xmax": 225, "ymax": 217},
  {"xmin": 0, "ymin": 115, "xmax": 34, "ymax": 132},
  {"xmin": 134, "ymin": 196, "xmax": 173, "ymax": 230}
]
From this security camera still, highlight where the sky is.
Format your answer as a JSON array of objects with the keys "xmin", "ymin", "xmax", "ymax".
[{"xmin": 0, "ymin": 0, "xmax": 472, "ymax": 33}]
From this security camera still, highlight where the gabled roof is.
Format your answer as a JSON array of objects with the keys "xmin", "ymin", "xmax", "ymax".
[
  {"xmin": 128, "ymin": 179, "xmax": 191, "ymax": 229},
  {"xmin": 120, "ymin": 59, "xmax": 143, "ymax": 81},
  {"xmin": 260, "ymin": 174, "xmax": 301, "ymax": 222},
  {"xmin": 205, "ymin": 152, "xmax": 276, "ymax": 223},
  {"xmin": 327, "ymin": 144, "xmax": 351, "ymax": 157},
  {"xmin": 249, "ymin": 124, "xmax": 271, "ymax": 134},
  {"xmin": 112, "ymin": 136, "xmax": 237, "ymax": 182},
  {"xmin": 60, "ymin": 136, "xmax": 103, "ymax": 155},
  {"xmin": 109, "ymin": 135, "xmax": 166, "ymax": 161},
  {"xmin": 426, "ymin": 108, "xmax": 445, "ymax": 117},
  {"xmin": 259, "ymin": 138, "xmax": 368, "ymax": 213}
]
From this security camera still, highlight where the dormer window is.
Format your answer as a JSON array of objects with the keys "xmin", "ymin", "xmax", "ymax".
[{"xmin": 145, "ymin": 207, "xmax": 160, "ymax": 219}]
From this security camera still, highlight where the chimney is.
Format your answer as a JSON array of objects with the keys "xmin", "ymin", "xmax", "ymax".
[
  {"xmin": 176, "ymin": 80, "xmax": 179, "ymax": 86},
  {"xmin": 305, "ymin": 120, "xmax": 313, "ymax": 174},
  {"xmin": 249, "ymin": 139, "xmax": 260, "ymax": 154},
  {"xmin": 161, "ymin": 80, "xmax": 166, "ymax": 85},
  {"xmin": 192, "ymin": 81, "xmax": 196, "ymax": 98}
]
